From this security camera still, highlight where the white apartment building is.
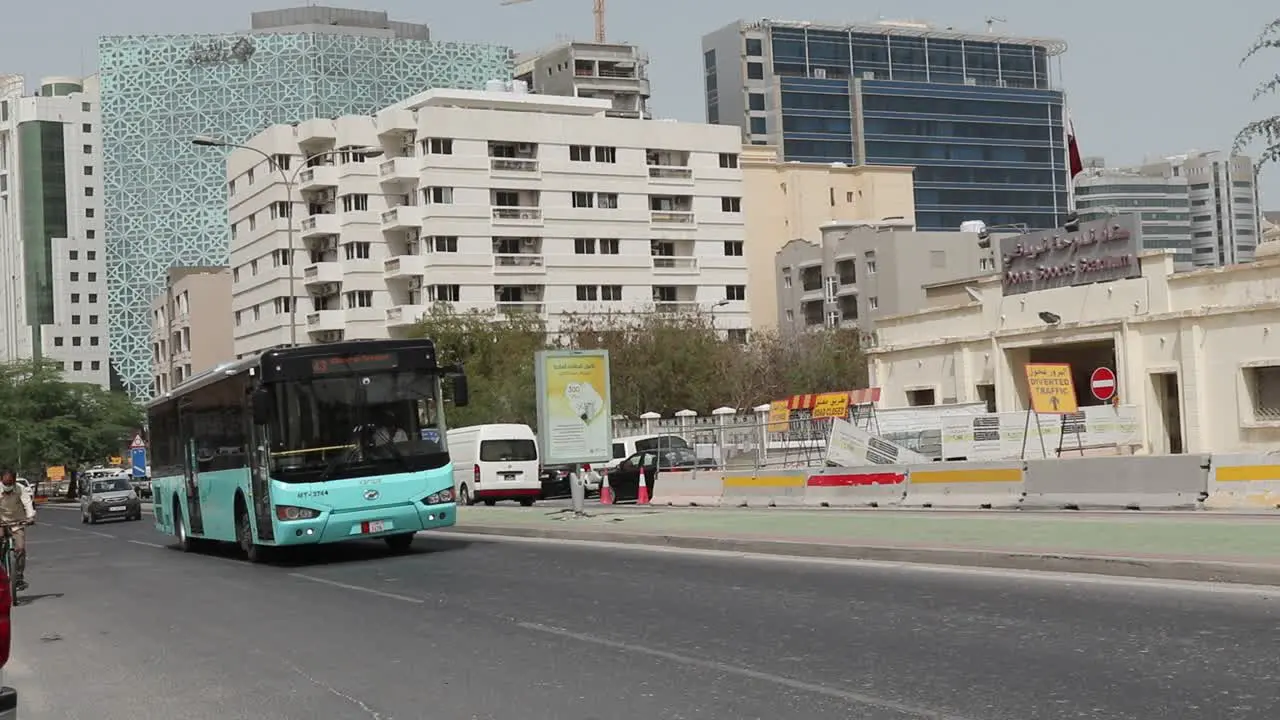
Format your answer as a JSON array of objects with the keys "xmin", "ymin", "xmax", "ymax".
[
  {"xmin": 227, "ymin": 86, "xmax": 749, "ymax": 357},
  {"xmin": 0, "ymin": 74, "xmax": 110, "ymax": 386},
  {"xmin": 1075, "ymin": 151, "xmax": 1260, "ymax": 271},
  {"xmin": 514, "ymin": 42, "xmax": 651, "ymax": 119}
]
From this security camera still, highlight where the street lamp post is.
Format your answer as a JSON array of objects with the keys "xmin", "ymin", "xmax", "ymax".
[{"xmin": 192, "ymin": 135, "xmax": 382, "ymax": 346}]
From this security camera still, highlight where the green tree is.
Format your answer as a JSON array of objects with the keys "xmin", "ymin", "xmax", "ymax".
[
  {"xmin": 411, "ymin": 305, "xmax": 547, "ymax": 426},
  {"xmin": 1235, "ymin": 19, "xmax": 1280, "ymax": 171},
  {"xmin": 0, "ymin": 360, "xmax": 143, "ymax": 478}
]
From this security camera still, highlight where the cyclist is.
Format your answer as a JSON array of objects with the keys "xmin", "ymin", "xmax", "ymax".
[{"xmin": 0, "ymin": 469, "xmax": 35, "ymax": 591}]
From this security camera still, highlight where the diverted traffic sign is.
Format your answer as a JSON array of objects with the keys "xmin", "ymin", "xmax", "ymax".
[
  {"xmin": 1024, "ymin": 363, "xmax": 1078, "ymax": 414},
  {"xmin": 1090, "ymin": 367, "xmax": 1116, "ymax": 401}
]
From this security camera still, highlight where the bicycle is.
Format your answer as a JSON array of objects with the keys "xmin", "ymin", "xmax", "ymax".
[{"xmin": 0, "ymin": 521, "xmax": 29, "ymax": 606}]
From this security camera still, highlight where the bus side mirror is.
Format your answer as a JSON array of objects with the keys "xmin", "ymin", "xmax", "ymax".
[
  {"xmin": 451, "ymin": 375, "xmax": 469, "ymax": 407},
  {"xmin": 251, "ymin": 388, "xmax": 272, "ymax": 424}
]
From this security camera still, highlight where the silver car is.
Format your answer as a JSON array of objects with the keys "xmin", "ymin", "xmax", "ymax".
[{"xmin": 81, "ymin": 476, "xmax": 143, "ymax": 524}]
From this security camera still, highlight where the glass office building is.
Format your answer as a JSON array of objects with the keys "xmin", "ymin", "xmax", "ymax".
[
  {"xmin": 99, "ymin": 10, "xmax": 512, "ymax": 397},
  {"xmin": 702, "ymin": 20, "xmax": 1069, "ymax": 232}
]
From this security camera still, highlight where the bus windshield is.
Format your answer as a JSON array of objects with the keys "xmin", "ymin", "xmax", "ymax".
[{"xmin": 267, "ymin": 369, "xmax": 449, "ymax": 482}]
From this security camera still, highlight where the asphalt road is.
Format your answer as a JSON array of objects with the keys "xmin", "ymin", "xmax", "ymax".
[{"xmin": 9, "ymin": 506, "xmax": 1280, "ymax": 719}]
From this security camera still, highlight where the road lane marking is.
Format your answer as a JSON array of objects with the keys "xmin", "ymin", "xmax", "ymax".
[
  {"xmin": 128, "ymin": 540, "xmax": 165, "ymax": 549},
  {"xmin": 440, "ymin": 531, "xmax": 1280, "ymax": 599},
  {"xmin": 286, "ymin": 661, "xmax": 387, "ymax": 719},
  {"xmin": 47, "ymin": 525, "xmax": 115, "ymax": 539},
  {"xmin": 288, "ymin": 573, "xmax": 424, "ymax": 604},
  {"xmin": 27, "ymin": 537, "xmax": 101, "ymax": 545},
  {"xmin": 518, "ymin": 621, "xmax": 975, "ymax": 719}
]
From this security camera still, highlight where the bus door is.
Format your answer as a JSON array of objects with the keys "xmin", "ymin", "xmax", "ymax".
[
  {"xmin": 177, "ymin": 399, "xmax": 205, "ymax": 535},
  {"xmin": 248, "ymin": 409, "xmax": 275, "ymax": 543}
]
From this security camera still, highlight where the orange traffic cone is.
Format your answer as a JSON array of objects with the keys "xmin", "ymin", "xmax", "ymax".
[
  {"xmin": 600, "ymin": 473, "xmax": 613, "ymax": 505},
  {"xmin": 637, "ymin": 467, "xmax": 650, "ymax": 505}
]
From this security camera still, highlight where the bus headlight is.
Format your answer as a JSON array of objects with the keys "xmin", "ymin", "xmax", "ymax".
[
  {"xmin": 275, "ymin": 505, "xmax": 321, "ymax": 521},
  {"xmin": 423, "ymin": 488, "xmax": 455, "ymax": 505}
]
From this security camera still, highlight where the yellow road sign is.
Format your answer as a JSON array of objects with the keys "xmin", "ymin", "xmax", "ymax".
[
  {"xmin": 811, "ymin": 392, "xmax": 850, "ymax": 419},
  {"xmin": 1025, "ymin": 363, "xmax": 1078, "ymax": 414}
]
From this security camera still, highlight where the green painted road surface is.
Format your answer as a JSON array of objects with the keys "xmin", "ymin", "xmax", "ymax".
[{"xmin": 452, "ymin": 506, "xmax": 1280, "ymax": 565}]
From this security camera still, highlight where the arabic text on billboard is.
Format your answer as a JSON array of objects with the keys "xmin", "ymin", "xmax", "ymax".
[{"xmin": 1000, "ymin": 215, "xmax": 1142, "ymax": 296}]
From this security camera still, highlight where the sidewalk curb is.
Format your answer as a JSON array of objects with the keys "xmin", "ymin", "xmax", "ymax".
[{"xmin": 440, "ymin": 524, "xmax": 1280, "ymax": 586}]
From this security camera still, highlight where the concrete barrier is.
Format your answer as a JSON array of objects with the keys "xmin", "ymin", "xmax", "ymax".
[
  {"xmin": 650, "ymin": 471, "xmax": 725, "ymax": 507},
  {"xmin": 1022, "ymin": 455, "xmax": 1209, "ymax": 510},
  {"xmin": 1204, "ymin": 455, "xmax": 1280, "ymax": 510},
  {"xmin": 804, "ymin": 467, "xmax": 908, "ymax": 507},
  {"xmin": 721, "ymin": 471, "xmax": 807, "ymax": 508},
  {"xmin": 901, "ymin": 463, "xmax": 1025, "ymax": 509}
]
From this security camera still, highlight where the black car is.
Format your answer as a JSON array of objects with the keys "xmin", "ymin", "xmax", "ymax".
[
  {"xmin": 539, "ymin": 463, "xmax": 577, "ymax": 499},
  {"xmin": 607, "ymin": 448, "xmax": 717, "ymax": 502}
]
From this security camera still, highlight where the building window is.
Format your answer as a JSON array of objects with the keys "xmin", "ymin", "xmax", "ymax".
[
  {"xmin": 90, "ymin": 315, "xmax": 99, "ymax": 324},
  {"xmin": 274, "ymin": 297, "xmax": 294, "ymax": 313},
  {"xmin": 270, "ymin": 153, "xmax": 291, "ymax": 171},
  {"xmin": 719, "ymin": 153, "xmax": 738, "ymax": 169},
  {"xmin": 574, "ymin": 238, "xmax": 596, "ymax": 254},
  {"xmin": 344, "ymin": 242, "xmax": 371, "ymax": 260},
  {"xmin": 749, "ymin": 117, "xmax": 767, "ymax": 134},
  {"xmin": 1248, "ymin": 365, "xmax": 1280, "ymax": 420},
  {"xmin": 90, "ymin": 336, "xmax": 99, "ymax": 346},
  {"xmin": 601, "ymin": 285, "xmax": 622, "ymax": 301},
  {"xmin": 431, "ymin": 236, "xmax": 458, "ymax": 252},
  {"xmin": 725, "ymin": 285, "xmax": 746, "ymax": 301},
  {"xmin": 71, "ymin": 293, "xmax": 80, "ymax": 303},
  {"xmin": 340, "ymin": 194, "xmax": 369, "ymax": 212},
  {"xmin": 53, "ymin": 337, "xmax": 63, "ymax": 347},
  {"xmin": 599, "ymin": 238, "xmax": 620, "ymax": 254},
  {"xmin": 572, "ymin": 192, "xmax": 594, "ymax": 209},
  {"xmin": 84, "ymin": 187, "xmax": 94, "ymax": 197},
  {"xmin": 82, "ymin": 144, "xmax": 91, "ymax": 154},
  {"xmin": 87, "ymin": 250, "xmax": 96, "ymax": 260},
  {"xmin": 273, "ymin": 249, "xmax": 292, "ymax": 265},
  {"xmin": 596, "ymin": 192, "xmax": 618, "ymax": 208},
  {"xmin": 82, "ymin": 123, "xmax": 91, "ymax": 133},
  {"xmin": 72, "ymin": 315, "xmax": 81, "ymax": 325},
  {"xmin": 270, "ymin": 201, "xmax": 291, "ymax": 219},
  {"xmin": 746, "ymin": 62, "xmax": 764, "ymax": 80},
  {"xmin": 424, "ymin": 138, "xmax": 453, "ymax": 154},
  {"xmin": 868, "ymin": 297, "xmax": 879, "ymax": 310},
  {"xmin": 424, "ymin": 187, "xmax": 453, "ymax": 204},
  {"xmin": 85, "ymin": 208, "xmax": 94, "ymax": 218},
  {"xmin": 74, "ymin": 361, "xmax": 83, "ymax": 371},
  {"xmin": 91, "ymin": 361, "xmax": 100, "ymax": 371},
  {"xmin": 86, "ymin": 230, "xmax": 95, "ymax": 239},
  {"xmin": 70, "ymin": 272, "xmax": 79, "ymax": 282},
  {"xmin": 749, "ymin": 93, "xmax": 765, "ymax": 111},
  {"xmin": 72, "ymin": 337, "xmax": 82, "ymax": 346},
  {"xmin": 431, "ymin": 285, "xmax": 460, "ymax": 302},
  {"xmin": 745, "ymin": 38, "xmax": 763, "ymax": 56},
  {"xmin": 723, "ymin": 241, "xmax": 744, "ymax": 256},
  {"xmin": 721, "ymin": 197, "xmax": 742, "ymax": 212},
  {"xmin": 344, "ymin": 290, "xmax": 374, "ymax": 308},
  {"xmin": 234, "ymin": 311, "xmax": 242, "ymax": 326},
  {"xmin": 594, "ymin": 146, "xmax": 617, "ymax": 163},
  {"xmin": 83, "ymin": 166, "xmax": 93, "ymax": 176},
  {"xmin": 69, "ymin": 251, "xmax": 79, "ymax": 260},
  {"xmin": 576, "ymin": 285, "xmax": 599, "ymax": 301},
  {"xmin": 570, "ymin": 145, "xmax": 592, "ymax": 162}
]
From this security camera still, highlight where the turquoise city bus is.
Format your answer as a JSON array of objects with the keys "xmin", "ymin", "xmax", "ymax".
[{"xmin": 147, "ymin": 338, "xmax": 468, "ymax": 561}]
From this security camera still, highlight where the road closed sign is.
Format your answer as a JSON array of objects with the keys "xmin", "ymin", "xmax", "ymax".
[{"xmin": 1025, "ymin": 363, "xmax": 1078, "ymax": 414}]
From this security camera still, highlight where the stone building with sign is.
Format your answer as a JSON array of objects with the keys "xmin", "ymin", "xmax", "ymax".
[{"xmin": 866, "ymin": 215, "xmax": 1280, "ymax": 455}]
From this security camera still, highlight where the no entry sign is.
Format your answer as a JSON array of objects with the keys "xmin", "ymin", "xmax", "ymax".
[{"xmin": 1090, "ymin": 367, "xmax": 1116, "ymax": 401}]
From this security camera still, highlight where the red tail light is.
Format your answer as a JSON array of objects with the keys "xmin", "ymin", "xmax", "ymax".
[
  {"xmin": 0, "ymin": 567, "xmax": 11, "ymax": 666},
  {"xmin": 582, "ymin": 464, "xmax": 591, "ymax": 472},
  {"xmin": 473, "ymin": 464, "xmax": 480, "ymax": 485}
]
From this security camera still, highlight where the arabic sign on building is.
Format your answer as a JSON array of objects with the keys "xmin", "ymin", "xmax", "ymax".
[{"xmin": 1000, "ymin": 214, "xmax": 1143, "ymax": 296}]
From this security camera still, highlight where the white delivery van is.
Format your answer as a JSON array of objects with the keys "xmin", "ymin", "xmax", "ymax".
[{"xmin": 447, "ymin": 424, "xmax": 541, "ymax": 507}]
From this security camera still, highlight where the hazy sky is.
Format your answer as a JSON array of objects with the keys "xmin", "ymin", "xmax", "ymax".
[{"xmin": 3, "ymin": 0, "xmax": 1278, "ymax": 202}]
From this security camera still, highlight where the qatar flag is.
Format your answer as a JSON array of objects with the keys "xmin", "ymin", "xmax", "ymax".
[{"xmin": 1066, "ymin": 109, "xmax": 1083, "ymax": 178}]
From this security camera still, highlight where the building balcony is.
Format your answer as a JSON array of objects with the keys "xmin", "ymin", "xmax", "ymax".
[
  {"xmin": 490, "ymin": 157, "xmax": 540, "ymax": 176},
  {"xmin": 298, "ymin": 165, "xmax": 338, "ymax": 191},
  {"xmin": 303, "ymin": 262, "xmax": 343, "ymax": 288},
  {"xmin": 299, "ymin": 214, "xmax": 340, "ymax": 239},
  {"xmin": 385, "ymin": 305, "xmax": 428, "ymax": 329},
  {"xmin": 497, "ymin": 302, "xmax": 545, "ymax": 315},
  {"xmin": 384, "ymin": 255, "xmax": 427, "ymax": 280},
  {"xmin": 381, "ymin": 206, "xmax": 422, "ymax": 230},
  {"xmin": 306, "ymin": 309, "xmax": 346, "ymax": 332},
  {"xmin": 492, "ymin": 207, "xmax": 543, "ymax": 225},
  {"xmin": 650, "ymin": 211, "xmax": 695, "ymax": 226},
  {"xmin": 651, "ymin": 256, "xmax": 698, "ymax": 273},
  {"xmin": 493, "ymin": 254, "xmax": 546, "ymax": 273},
  {"xmin": 377, "ymin": 157, "xmax": 418, "ymax": 184},
  {"xmin": 648, "ymin": 166, "xmax": 693, "ymax": 183}
]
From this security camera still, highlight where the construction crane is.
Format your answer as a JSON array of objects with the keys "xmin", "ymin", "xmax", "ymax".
[{"xmin": 500, "ymin": 0, "xmax": 607, "ymax": 43}]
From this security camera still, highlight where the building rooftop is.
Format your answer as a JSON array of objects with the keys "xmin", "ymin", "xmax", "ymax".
[
  {"xmin": 393, "ymin": 87, "xmax": 614, "ymax": 116},
  {"xmin": 737, "ymin": 18, "xmax": 1068, "ymax": 55}
]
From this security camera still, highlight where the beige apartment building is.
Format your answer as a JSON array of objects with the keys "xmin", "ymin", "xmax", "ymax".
[
  {"xmin": 741, "ymin": 145, "xmax": 915, "ymax": 330},
  {"xmin": 149, "ymin": 267, "xmax": 234, "ymax": 396}
]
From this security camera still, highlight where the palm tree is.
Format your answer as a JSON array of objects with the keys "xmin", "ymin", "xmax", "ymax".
[{"xmin": 1235, "ymin": 19, "xmax": 1280, "ymax": 173}]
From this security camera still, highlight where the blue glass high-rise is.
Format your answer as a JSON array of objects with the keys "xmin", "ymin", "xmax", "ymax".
[{"xmin": 702, "ymin": 20, "xmax": 1069, "ymax": 232}]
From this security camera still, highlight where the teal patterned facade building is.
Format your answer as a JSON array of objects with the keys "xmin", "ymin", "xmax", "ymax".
[{"xmin": 99, "ymin": 29, "xmax": 513, "ymax": 397}]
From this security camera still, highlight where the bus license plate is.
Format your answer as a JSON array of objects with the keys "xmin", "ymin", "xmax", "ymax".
[
  {"xmin": 109, "ymin": 506, "xmax": 126, "ymax": 511},
  {"xmin": 363, "ymin": 520, "xmax": 385, "ymax": 534}
]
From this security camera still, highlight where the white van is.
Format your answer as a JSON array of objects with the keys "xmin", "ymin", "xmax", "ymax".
[{"xmin": 447, "ymin": 424, "xmax": 541, "ymax": 507}]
